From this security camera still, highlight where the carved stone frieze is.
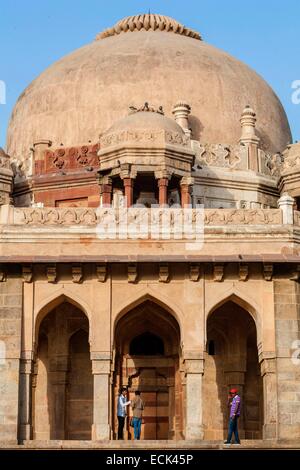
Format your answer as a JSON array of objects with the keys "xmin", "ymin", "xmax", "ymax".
[
  {"xmin": 281, "ymin": 143, "xmax": 300, "ymax": 171},
  {"xmin": 43, "ymin": 143, "xmax": 99, "ymax": 174},
  {"xmin": 195, "ymin": 143, "xmax": 244, "ymax": 169},
  {"xmin": 264, "ymin": 152, "xmax": 283, "ymax": 177},
  {"xmin": 204, "ymin": 209, "xmax": 282, "ymax": 225},
  {"xmin": 0, "ymin": 148, "xmax": 11, "ymax": 170},
  {"xmin": 100, "ymin": 129, "xmax": 189, "ymax": 149},
  {"xmin": 15, "ymin": 207, "xmax": 98, "ymax": 225},
  {"xmin": 13, "ymin": 207, "xmax": 283, "ymax": 229}
]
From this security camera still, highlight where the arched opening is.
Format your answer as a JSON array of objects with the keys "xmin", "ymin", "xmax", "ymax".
[
  {"xmin": 114, "ymin": 300, "xmax": 183, "ymax": 440},
  {"xmin": 66, "ymin": 330, "xmax": 93, "ymax": 439},
  {"xmin": 203, "ymin": 300, "xmax": 263, "ymax": 440},
  {"xmin": 32, "ymin": 301, "xmax": 93, "ymax": 440},
  {"xmin": 130, "ymin": 332, "xmax": 164, "ymax": 356}
]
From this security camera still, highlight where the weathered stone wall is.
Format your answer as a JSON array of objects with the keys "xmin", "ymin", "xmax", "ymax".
[
  {"xmin": 0, "ymin": 270, "xmax": 22, "ymax": 442},
  {"xmin": 274, "ymin": 280, "xmax": 300, "ymax": 439}
]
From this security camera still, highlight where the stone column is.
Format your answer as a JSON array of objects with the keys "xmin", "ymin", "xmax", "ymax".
[
  {"xmin": 123, "ymin": 178, "xmax": 134, "ymax": 207},
  {"xmin": 240, "ymin": 105, "xmax": 260, "ymax": 172},
  {"xmin": 19, "ymin": 356, "xmax": 34, "ymax": 441},
  {"xmin": 278, "ymin": 193, "xmax": 294, "ymax": 225},
  {"xmin": 168, "ymin": 384, "xmax": 175, "ymax": 439},
  {"xmin": 99, "ymin": 177, "xmax": 112, "ymax": 207},
  {"xmin": 91, "ymin": 354, "xmax": 111, "ymax": 440},
  {"xmin": 180, "ymin": 177, "xmax": 194, "ymax": 208},
  {"xmin": 158, "ymin": 178, "xmax": 169, "ymax": 207},
  {"xmin": 260, "ymin": 355, "xmax": 278, "ymax": 439},
  {"xmin": 184, "ymin": 355, "xmax": 204, "ymax": 440},
  {"xmin": 0, "ymin": 275, "xmax": 22, "ymax": 443},
  {"xmin": 48, "ymin": 355, "xmax": 69, "ymax": 439},
  {"xmin": 32, "ymin": 140, "xmax": 52, "ymax": 175},
  {"xmin": 0, "ymin": 148, "xmax": 14, "ymax": 205}
]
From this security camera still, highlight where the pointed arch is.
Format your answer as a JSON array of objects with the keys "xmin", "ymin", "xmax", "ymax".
[
  {"xmin": 113, "ymin": 287, "xmax": 183, "ymax": 336},
  {"xmin": 206, "ymin": 291, "xmax": 261, "ymax": 346},
  {"xmin": 34, "ymin": 289, "xmax": 92, "ymax": 346}
]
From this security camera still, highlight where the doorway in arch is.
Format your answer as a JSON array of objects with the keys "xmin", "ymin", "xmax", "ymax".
[
  {"xmin": 113, "ymin": 300, "xmax": 183, "ymax": 440},
  {"xmin": 203, "ymin": 300, "xmax": 263, "ymax": 440}
]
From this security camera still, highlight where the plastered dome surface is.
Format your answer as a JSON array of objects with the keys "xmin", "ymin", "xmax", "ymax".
[{"xmin": 6, "ymin": 14, "xmax": 291, "ymax": 162}]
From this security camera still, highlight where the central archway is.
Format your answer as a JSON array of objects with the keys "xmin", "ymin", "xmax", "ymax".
[{"xmin": 113, "ymin": 300, "xmax": 183, "ymax": 440}]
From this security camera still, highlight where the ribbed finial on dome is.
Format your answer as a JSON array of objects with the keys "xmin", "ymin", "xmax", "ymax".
[
  {"xmin": 172, "ymin": 102, "xmax": 192, "ymax": 138},
  {"xmin": 96, "ymin": 14, "xmax": 201, "ymax": 40},
  {"xmin": 240, "ymin": 105, "xmax": 260, "ymax": 172},
  {"xmin": 240, "ymin": 105, "xmax": 258, "ymax": 140}
]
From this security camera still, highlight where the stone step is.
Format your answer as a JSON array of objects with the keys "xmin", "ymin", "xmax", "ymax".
[{"xmin": 0, "ymin": 439, "xmax": 296, "ymax": 450}]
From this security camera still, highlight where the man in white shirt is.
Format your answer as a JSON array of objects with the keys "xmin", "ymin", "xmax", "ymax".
[{"xmin": 117, "ymin": 387, "xmax": 131, "ymax": 439}]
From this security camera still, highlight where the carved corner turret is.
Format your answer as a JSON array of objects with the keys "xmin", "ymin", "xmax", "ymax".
[{"xmin": 0, "ymin": 148, "xmax": 13, "ymax": 205}]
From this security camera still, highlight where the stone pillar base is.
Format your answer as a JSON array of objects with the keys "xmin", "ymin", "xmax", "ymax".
[
  {"xmin": 19, "ymin": 424, "xmax": 32, "ymax": 441},
  {"xmin": 263, "ymin": 423, "xmax": 277, "ymax": 440},
  {"xmin": 185, "ymin": 425, "xmax": 204, "ymax": 440},
  {"xmin": 92, "ymin": 424, "xmax": 111, "ymax": 441}
]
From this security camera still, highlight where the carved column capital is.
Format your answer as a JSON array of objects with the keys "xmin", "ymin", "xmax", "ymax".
[
  {"xmin": 263, "ymin": 263, "xmax": 273, "ymax": 281},
  {"xmin": 72, "ymin": 264, "xmax": 83, "ymax": 283},
  {"xmin": 46, "ymin": 264, "xmax": 57, "ymax": 283},
  {"xmin": 213, "ymin": 263, "xmax": 224, "ymax": 282},
  {"xmin": 96, "ymin": 263, "xmax": 107, "ymax": 282},
  {"xmin": 189, "ymin": 263, "xmax": 201, "ymax": 282},
  {"xmin": 239, "ymin": 263, "xmax": 249, "ymax": 281},
  {"xmin": 22, "ymin": 264, "xmax": 33, "ymax": 283},
  {"xmin": 0, "ymin": 264, "xmax": 6, "ymax": 282},
  {"xmin": 159, "ymin": 263, "xmax": 170, "ymax": 283},
  {"xmin": 128, "ymin": 263, "xmax": 138, "ymax": 283}
]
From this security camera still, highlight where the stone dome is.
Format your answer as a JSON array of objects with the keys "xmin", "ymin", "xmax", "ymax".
[
  {"xmin": 100, "ymin": 109, "xmax": 189, "ymax": 150},
  {"xmin": 7, "ymin": 14, "xmax": 292, "ymax": 163},
  {"xmin": 106, "ymin": 107, "xmax": 184, "ymax": 135}
]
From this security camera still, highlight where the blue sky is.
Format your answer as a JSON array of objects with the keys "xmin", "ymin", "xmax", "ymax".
[{"xmin": 0, "ymin": 0, "xmax": 299, "ymax": 149}]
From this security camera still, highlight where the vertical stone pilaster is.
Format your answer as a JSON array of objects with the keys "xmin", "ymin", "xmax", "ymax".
[
  {"xmin": 48, "ymin": 355, "xmax": 69, "ymax": 439},
  {"xmin": 184, "ymin": 355, "xmax": 204, "ymax": 440},
  {"xmin": 274, "ymin": 280, "xmax": 300, "ymax": 439},
  {"xmin": 278, "ymin": 193, "xmax": 294, "ymax": 225},
  {"xmin": 91, "ymin": 355, "xmax": 111, "ymax": 440},
  {"xmin": 168, "ymin": 384, "xmax": 175, "ymax": 439},
  {"xmin": 260, "ymin": 354, "xmax": 278, "ymax": 439},
  {"xmin": 18, "ymin": 356, "xmax": 34, "ymax": 441},
  {"xmin": 0, "ymin": 274, "xmax": 22, "ymax": 443}
]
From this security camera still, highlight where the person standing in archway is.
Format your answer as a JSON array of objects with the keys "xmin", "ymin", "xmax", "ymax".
[
  {"xmin": 131, "ymin": 391, "xmax": 145, "ymax": 440},
  {"xmin": 117, "ymin": 387, "xmax": 131, "ymax": 439},
  {"xmin": 224, "ymin": 388, "xmax": 241, "ymax": 445}
]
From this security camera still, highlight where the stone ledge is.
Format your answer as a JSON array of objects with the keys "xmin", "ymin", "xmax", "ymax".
[{"xmin": 0, "ymin": 439, "xmax": 297, "ymax": 450}]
